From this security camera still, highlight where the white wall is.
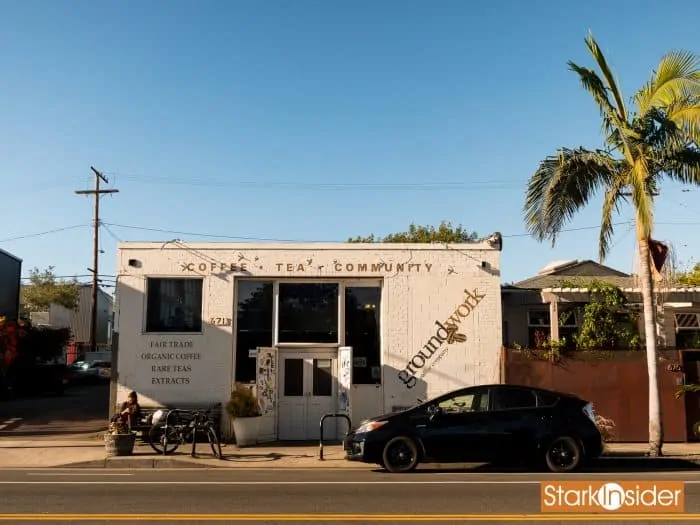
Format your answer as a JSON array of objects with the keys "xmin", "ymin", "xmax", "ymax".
[{"xmin": 114, "ymin": 241, "xmax": 503, "ymax": 428}]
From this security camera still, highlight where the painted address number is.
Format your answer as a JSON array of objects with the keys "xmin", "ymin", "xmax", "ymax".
[
  {"xmin": 209, "ymin": 317, "xmax": 232, "ymax": 327},
  {"xmin": 666, "ymin": 364, "xmax": 683, "ymax": 372}
]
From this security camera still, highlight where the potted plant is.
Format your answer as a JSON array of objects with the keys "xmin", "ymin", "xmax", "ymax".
[
  {"xmin": 226, "ymin": 383, "xmax": 262, "ymax": 447},
  {"xmin": 104, "ymin": 418, "xmax": 136, "ymax": 456}
]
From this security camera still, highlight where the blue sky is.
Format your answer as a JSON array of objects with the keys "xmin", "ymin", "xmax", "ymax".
[{"xmin": 1, "ymin": 0, "xmax": 699, "ymax": 291}]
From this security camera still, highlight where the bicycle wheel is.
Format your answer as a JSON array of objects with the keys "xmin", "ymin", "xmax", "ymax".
[
  {"xmin": 207, "ymin": 426, "xmax": 223, "ymax": 459},
  {"xmin": 148, "ymin": 424, "xmax": 182, "ymax": 455}
]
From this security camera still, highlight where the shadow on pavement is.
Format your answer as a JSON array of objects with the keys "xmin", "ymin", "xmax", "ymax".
[
  {"xmin": 0, "ymin": 428, "xmax": 106, "ymax": 437},
  {"xmin": 220, "ymin": 452, "xmax": 315, "ymax": 463},
  {"xmin": 0, "ymin": 443, "xmax": 103, "ymax": 449},
  {"xmin": 0, "ymin": 383, "xmax": 109, "ymax": 436}
]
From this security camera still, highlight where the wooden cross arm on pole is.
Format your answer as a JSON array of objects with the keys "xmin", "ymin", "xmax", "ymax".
[{"xmin": 75, "ymin": 189, "xmax": 120, "ymax": 195}]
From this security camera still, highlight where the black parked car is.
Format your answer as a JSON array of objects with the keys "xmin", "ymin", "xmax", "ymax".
[{"xmin": 344, "ymin": 384, "xmax": 603, "ymax": 473}]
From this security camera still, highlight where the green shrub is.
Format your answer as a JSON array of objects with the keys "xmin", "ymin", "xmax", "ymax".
[{"xmin": 226, "ymin": 383, "xmax": 261, "ymax": 418}]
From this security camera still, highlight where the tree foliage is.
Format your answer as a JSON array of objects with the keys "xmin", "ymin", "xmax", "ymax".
[
  {"xmin": 15, "ymin": 323, "xmax": 72, "ymax": 364},
  {"xmin": 20, "ymin": 266, "xmax": 80, "ymax": 313},
  {"xmin": 523, "ymin": 36, "xmax": 700, "ymax": 261},
  {"xmin": 675, "ymin": 262, "xmax": 700, "ymax": 286},
  {"xmin": 522, "ymin": 32, "xmax": 700, "ymax": 456},
  {"xmin": 1, "ymin": 317, "xmax": 71, "ymax": 372},
  {"xmin": 559, "ymin": 279, "xmax": 641, "ymax": 350},
  {"xmin": 348, "ymin": 221, "xmax": 478, "ymax": 244}
]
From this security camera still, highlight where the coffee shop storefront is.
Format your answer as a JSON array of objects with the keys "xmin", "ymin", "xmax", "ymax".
[{"xmin": 113, "ymin": 237, "xmax": 504, "ymax": 441}]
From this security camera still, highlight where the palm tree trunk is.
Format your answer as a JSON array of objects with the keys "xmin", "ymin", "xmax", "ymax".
[{"xmin": 638, "ymin": 236, "xmax": 664, "ymax": 456}]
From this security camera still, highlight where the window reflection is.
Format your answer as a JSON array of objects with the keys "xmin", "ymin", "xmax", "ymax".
[
  {"xmin": 278, "ymin": 283, "xmax": 339, "ymax": 343},
  {"xmin": 235, "ymin": 280, "xmax": 273, "ymax": 382},
  {"xmin": 344, "ymin": 286, "xmax": 381, "ymax": 384},
  {"xmin": 145, "ymin": 278, "xmax": 203, "ymax": 333}
]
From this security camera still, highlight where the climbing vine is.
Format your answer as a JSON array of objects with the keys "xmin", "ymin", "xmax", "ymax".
[{"xmin": 558, "ymin": 278, "xmax": 641, "ymax": 351}]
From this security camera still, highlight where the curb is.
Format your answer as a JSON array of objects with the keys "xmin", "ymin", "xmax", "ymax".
[
  {"xmin": 58, "ymin": 455, "xmax": 700, "ymax": 470},
  {"xmin": 64, "ymin": 458, "xmax": 217, "ymax": 469}
]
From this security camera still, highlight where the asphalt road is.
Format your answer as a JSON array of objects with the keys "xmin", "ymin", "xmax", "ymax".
[
  {"xmin": 0, "ymin": 469, "xmax": 699, "ymax": 524},
  {"xmin": 0, "ymin": 383, "xmax": 109, "ymax": 437}
]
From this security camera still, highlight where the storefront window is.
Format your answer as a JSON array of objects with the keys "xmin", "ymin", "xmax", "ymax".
[
  {"xmin": 345, "ymin": 286, "xmax": 381, "ymax": 384},
  {"xmin": 235, "ymin": 280, "xmax": 273, "ymax": 383},
  {"xmin": 278, "ymin": 283, "xmax": 339, "ymax": 343},
  {"xmin": 145, "ymin": 278, "xmax": 203, "ymax": 333}
]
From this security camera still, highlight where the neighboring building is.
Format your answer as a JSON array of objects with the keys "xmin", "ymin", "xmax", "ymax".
[
  {"xmin": 502, "ymin": 259, "xmax": 700, "ymax": 349},
  {"xmin": 502, "ymin": 259, "xmax": 700, "ymax": 443},
  {"xmin": 30, "ymin": 284, "xmax": 113, "ymax": 352},
  {"xmin": 114, "ymin": 237, "xmax": 504, "ymax": 441},
  {"xmin": 0, "ymin": 249, "xmax": 21, "ymax": 321}
]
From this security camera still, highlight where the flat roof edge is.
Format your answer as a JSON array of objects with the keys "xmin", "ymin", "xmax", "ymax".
[
  {"xmin": 0, "ymin": 247, "xmax": 22, "ymax": 263},
  {"xmin": 116, "ymin": 241, "xmax": 500, "ymax": 252}
]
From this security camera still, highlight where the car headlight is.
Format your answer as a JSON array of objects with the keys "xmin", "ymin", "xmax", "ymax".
[{"xmin": 355, "ymin": 421, "xmax": 387, "ymax": 434}]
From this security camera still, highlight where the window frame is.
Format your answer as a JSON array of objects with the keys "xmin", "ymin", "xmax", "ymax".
[
  {"xmin": 233, "ymin": 278, "xmax": 275, "ymax": 384},
  {"xmin": 430, "ymin": 387, "xmax": 491, "ymax": 413},
  {"xmin": 143, "ymin": 276, "xmax": 204, "ymax": 334},
  {"xmin": 343, "ymin": 282, "xmax": 383, "ymax": 385},
  {"xmin": 527, "ymin": 310, "xmax": 551, "ymax": 327}
]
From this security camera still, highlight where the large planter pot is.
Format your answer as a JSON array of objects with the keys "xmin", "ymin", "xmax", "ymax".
[
  {"xmin": 232, "ymin": 416, "xmax": 260, "ymax": 447},
  {"xmin": 104, "ymin": 433, "xmax": 136, "ymax": 457}
]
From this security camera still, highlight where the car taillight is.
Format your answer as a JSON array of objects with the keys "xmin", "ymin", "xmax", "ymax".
[{"xmin": 582, "ymin": 403, "xmax": 596, "ymax": 423}]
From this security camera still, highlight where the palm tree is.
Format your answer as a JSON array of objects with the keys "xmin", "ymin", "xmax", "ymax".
[{"xmin": 523, "ymin": 32, "xmax": 700, "ymax": 456}]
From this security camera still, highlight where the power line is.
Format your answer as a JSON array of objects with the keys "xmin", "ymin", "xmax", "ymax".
[
  {"xmin": 105, "ymin": 172, "xmax": 522, "ymax": 191},
  {"xmin": 103, "ymin": 220, "xmax": 647, "ymax": 242},
  {"xmin": 6, "ymin": 218, "xmax": 700, "ymax": 250},
  {"xmin": 0, "ymin": 224, "xmax": 89, "ymax": 243},
  {"xmin": 101, "ymin": 223, "xmax": 123, "ymax": 243}
]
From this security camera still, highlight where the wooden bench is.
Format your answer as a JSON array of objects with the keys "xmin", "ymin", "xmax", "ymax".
[{"xmin": 114, "ymin": 402, "xmax": 224, "ymax": 442}]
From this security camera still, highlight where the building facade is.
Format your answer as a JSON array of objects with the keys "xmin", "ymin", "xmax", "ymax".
[
  {"xmin": 114, "ymin": 238, "xmax": 503, "ymax": 441},
  {"xmin": 0, "ymin": 249, "xmax": 21, "ymax": 321},
  {"xmin": 30, "ymin": 284, "xmax": 113, "ymax": 354},
  {"xmin": 502, "ymin": 259, "xmax": 700, "ymax": 350}
]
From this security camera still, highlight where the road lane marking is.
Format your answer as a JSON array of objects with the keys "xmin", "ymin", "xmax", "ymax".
[{"xmin": 0, "ymin": 513, "xmax": 699, "ymax": 521}]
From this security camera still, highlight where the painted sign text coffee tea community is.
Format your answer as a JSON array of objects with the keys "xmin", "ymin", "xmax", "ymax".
[
  {"xmin": 180, "ymin": 260, "xmax": 432, "ymax": 274},
  {"xmin": 398, "ymin": 288, "xmax": 486, "ymax": 389}
]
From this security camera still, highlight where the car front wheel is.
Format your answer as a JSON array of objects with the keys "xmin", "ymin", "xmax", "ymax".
[
  {"xmin": 544, "ymin": 436, "xmax": 582, "ymax": 473},
  {"xmin": 382, "ymin": 436, "xmax": 420, "ymax": 473}
]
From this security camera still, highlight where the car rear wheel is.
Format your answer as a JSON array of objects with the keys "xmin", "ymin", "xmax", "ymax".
[
  {"xmin": 382, "ymin": 436, "xmax": 420, "ymax": 473},
  {"xmin": 544, "ymin": 436, "xmax": 582, "ymax": 473}
]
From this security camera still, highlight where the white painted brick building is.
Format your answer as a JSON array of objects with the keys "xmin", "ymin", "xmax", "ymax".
[{"xmin": 113, "ymin": 237, "xmax": 503, "ymax": 441}]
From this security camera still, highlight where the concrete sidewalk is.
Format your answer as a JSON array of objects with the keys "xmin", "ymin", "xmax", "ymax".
[{"xmin": 0, "ymin": 437, "xmax": 699, "ymax": 469}]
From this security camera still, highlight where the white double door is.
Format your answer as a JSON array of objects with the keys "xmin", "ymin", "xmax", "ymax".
[{"xmin": 278, "ymin": 352, "xmax": 337, "ymax": 441}]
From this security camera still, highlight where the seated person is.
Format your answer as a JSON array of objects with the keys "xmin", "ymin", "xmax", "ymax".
[{"xmin": 116, "ymin": 391, "xmax": 142, "ymax": 429}]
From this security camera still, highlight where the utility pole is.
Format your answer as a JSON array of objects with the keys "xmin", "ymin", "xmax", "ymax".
[{"xmin": 75, "ymin": 167, "xmax": 118, "ymax": 353}]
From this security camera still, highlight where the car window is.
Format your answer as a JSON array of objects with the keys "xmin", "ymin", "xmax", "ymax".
[
  {"xmin": 537, "ymin": 391, "xmax": 559, "ymax": 407},
  {"xmin": 491, "ymin": 388, "xmax": 537, "ymax": 411},
  {"xmin": 437, "ymin": 390, "xmax": 488, "ymax": 414}
]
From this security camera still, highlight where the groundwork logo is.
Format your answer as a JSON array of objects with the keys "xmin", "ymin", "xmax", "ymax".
[
  {"xmin": 541, "ymin": 481, "xmax": 685, "ymax": 513},
  {"xmin": 397, "ymin": 288, "xmax": 485, "ymax": 389}
]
